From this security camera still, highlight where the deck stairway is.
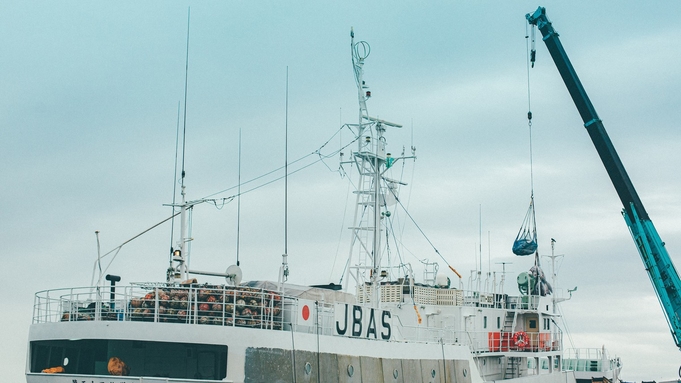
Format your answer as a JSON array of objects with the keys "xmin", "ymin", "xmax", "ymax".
[
  {"xmin": 504, "ymin": 357, "xmax": 521, "ymax": 379},
  {"xmin": 502, "ymin": 311, "xmax": 515, "ymax": 334}
]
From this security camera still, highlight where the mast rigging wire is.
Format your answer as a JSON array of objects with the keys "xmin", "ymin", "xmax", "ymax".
[
  {"xmin": 94, "ymin": 124, "xmax": 359, "ymax": 278},
  {"xmin": 385, "ymin": 182, "xmax": 458, "ymax": 276},
  {"xmin": 201, "ymin": 126, "xmax": 359, "ymax": 201},
  {"xmin": 90, "ymin": 211, "xmax": 181, "ymax": 287},
  {"xmin": 329, "ymin": 169, "xmax": 354, "ymax": 281}
]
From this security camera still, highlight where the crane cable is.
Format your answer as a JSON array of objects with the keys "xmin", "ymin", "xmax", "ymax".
[
  {"xmin": 512, "ymin": 21, "xmax": 539, "ymax": 257},
  {"xmin": 528, "ymin": 23, "xmax": 537, "ymax": 244},
  {"xmin": 526, "ymin": 21, "xmax": 536, "ymax": 196},
  {"xmin": 527, "ymin": 22, "xmax": 537, "ymax": 238}
]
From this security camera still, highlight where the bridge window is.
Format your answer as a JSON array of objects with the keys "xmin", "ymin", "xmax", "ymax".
[{"xmin": 30, "ymin": 339, "xmax": 226, "ymax": 380}]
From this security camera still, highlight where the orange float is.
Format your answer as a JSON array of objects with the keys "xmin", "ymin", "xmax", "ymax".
[{"xmin": 513, "ymin": 331, "xmax": 528, "ymax": 349}]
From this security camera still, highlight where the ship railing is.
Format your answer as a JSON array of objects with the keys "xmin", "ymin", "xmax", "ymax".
[
  {"xmin": 33, "ymin": 285, "xmax": 556, "ymax": 350},
  {"xmin": 504, "ymin": 295, "xmax": 540, "ymax": 310},
  {"xmin": 457, "ymin": 291, "xmax": 542, "ymax": 310},
  {"xmin": 33, "ymin": 284, "xmax": 285, "ymax": 330},
  {"xmin": 387, "ymin": 314, "xmax": 464, "ymax": 344},
  {"xmin": 470, "ymin": 330, "xmax": 562, "ymax": 353},
  {"xmin": 564, "ymin": 347, "xmax": 604, "ymax": 360},
  {"xmin": 34, "ymin": 285, "xmax": 475, "ymax": 346},
  {"xmin": 359, "ymin": 284, "xmax": 505, "ymax": 308},
  {"xmin": 357, "ymin": 283, "xmax": 548, "ymax": 312},
  {"xmin": 562, "ymin": 347, "xmax": 612, "ymax": 372}
]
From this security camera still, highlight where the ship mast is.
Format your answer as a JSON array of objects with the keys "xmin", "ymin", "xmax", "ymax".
[
  {"xmin": 345, "ymin": 29, "xmax": 404, "ymax": 307},
  {"xmin": 171, "ymin": 189, "xmax": 191, "ymax": 283}
]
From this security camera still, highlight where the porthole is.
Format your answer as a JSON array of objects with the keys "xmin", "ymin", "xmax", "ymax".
[
  {"xmin": 463, "ymin": 368, "xmax": 468, "ymax": 377},
  {"xmin": 347, "ymin": 364, "xmax": 354, "ymax": 377},
  {"xmin": 63, "ymin": 357, "xmax": 69, "ymax": 366},
  {"xmin": 431, "ymin": 369, "xmax": 436, "ymax": 378},
  {"xmin": 304, "ymin": 362, "xmax": 312, "ymax": 375},
  {"xmin": 393, "ymin": 369, "xmax": 399, "ymax": 378}
]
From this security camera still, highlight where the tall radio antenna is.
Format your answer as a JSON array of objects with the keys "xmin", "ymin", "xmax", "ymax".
[
  {"xmin": 279, "ymin": 66, "xmax": 290, "ymax": 287},
  {"xmin": 180, "ymin": 7, "xmax": 191, "ymax": 193}
]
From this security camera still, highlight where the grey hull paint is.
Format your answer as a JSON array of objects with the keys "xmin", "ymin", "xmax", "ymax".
[{"xmin": 244, "ymin": 347, "xmax": 472, "ymax": 383}]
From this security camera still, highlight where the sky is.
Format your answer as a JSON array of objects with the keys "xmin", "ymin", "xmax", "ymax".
[{"xmin": 2, "ymin": 1, "xmax": 681, "ymax": 381}]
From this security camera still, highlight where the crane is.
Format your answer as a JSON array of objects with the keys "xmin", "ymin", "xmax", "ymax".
[{"xmin": 526, "ymin": 6, "xmax": 681, "ymax": 351}]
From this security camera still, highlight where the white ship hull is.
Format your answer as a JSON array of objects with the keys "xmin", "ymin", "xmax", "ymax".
[{"xmin": 26, "ymin": 283, "xmax": 575, "ymax": 383}]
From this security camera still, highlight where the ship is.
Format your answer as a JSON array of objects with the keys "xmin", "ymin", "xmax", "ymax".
[{"xmin": 25, "ymin": 29, "xmax": 620, "ymax": 383}]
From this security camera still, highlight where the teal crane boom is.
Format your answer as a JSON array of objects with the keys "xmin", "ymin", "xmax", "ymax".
[{"xmin": 526, "ymin": 6, "xmax": 681, "ymax": 349}]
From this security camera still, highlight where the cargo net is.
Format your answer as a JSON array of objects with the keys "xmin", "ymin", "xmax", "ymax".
[{"xmin": 512, "ymin": 197, "xmax": 537, "ymax": 256}]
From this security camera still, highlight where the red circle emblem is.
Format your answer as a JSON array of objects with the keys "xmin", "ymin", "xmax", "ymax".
[{"xmin": 302, "ymin": 305, "xmax": 310, "ymax": 321}]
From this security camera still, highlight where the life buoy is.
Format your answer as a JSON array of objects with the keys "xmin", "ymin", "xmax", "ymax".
[{"xmin": 513, "ymin": 331, "xmax": 528, "ymax": 349}]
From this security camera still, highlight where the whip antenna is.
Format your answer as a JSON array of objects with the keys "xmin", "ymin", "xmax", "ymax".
[{"xmin": 180, "ymin": 7, "xmax": 191, "ymax": 192}]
